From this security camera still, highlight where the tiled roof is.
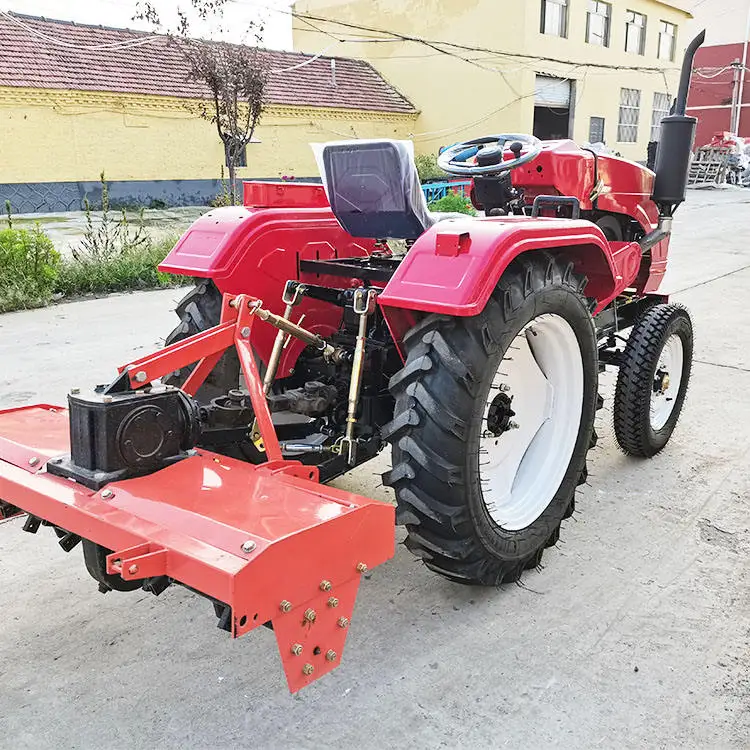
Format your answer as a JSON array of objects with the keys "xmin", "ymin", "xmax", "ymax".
[{"xmin": 0, "ymin": 13, "xmax": 416, "ymax": 114}]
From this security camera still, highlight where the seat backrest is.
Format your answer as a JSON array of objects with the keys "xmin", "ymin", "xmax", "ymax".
[{"xmin": 316, "ymin": 140, "xmax": 433, "ymax": 240}]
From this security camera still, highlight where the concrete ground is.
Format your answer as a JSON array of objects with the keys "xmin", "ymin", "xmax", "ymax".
[{"xmin": 1, "ymin": 188, "xmax": 749, "ymax": 749}]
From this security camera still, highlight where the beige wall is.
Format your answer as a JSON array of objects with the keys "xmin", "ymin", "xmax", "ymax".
[
  {"xmin": 0, "ymin": 87, "xmax": 417, "ymax": 183},
  {"xmin": 293, "ymin": 0, "xmax": 692, "ymax": 161}
]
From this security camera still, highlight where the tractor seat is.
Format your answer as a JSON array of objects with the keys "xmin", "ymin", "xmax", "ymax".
[{"xmin": 316, "ymin": 140, "xmax": 467, "ymax": 241}]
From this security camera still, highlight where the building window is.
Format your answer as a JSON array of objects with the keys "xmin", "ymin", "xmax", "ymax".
[
  {"xmin": 625, "ymin": 10, "xmax": 647, "ymax": 55},
  {"xmin": 586, "ymin": 2, "xmax": 611, "ymax": 46},
  {"xmin": 224, "ymin": 136, "xmax": 247, "ymax": 168},
  {"xmin": 658, "ymin": 21, "xmax": 677, "ymax": 61},
  {"xmin": 618, "ymin": 88, "xmax": 641, "ymax": 142},
  {"xmin": 589, "ymin": 116, "xmax": 606, "ymax": 143},
  {"xmin": 541, "ymin": 0, "xmax": 568, "ymax": 37},
  {"xmin": 651, "ymin": 92, "xmax": 671, "ymax": 140}
]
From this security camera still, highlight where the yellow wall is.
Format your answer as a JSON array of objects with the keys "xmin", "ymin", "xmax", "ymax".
[
  {"xmin": 0, "ymin": 87, "xmax": 417, "ymax": 183},
  {"xmin": 293, "ymin": 0, "xmax": 692, "ymax": 161}
]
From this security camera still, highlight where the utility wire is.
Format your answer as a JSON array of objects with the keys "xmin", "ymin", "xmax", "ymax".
[{"xmin": 0, "ymin": 10, "xmax": 160, "ymax": 50}]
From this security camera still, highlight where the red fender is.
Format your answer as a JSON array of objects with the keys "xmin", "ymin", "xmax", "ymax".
[
  {"xmin": 158, "ymin": 205, "xmax": 375, "ymax": 378},
  {"xmin": 378, "ymin": 217, "xmax": 642, "ymax": 345}
]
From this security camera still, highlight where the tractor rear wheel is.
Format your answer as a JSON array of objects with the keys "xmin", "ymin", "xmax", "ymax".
[
  {"xmin": 162, "ymin": 281, "xmax": 241, "ymax": 401},
  {"xmin": 613, "ymin": 304, "xmax": 693, "ymax": 457},
  {"xmin": 383, "ymin": 253, "xmax": 599, "ymax": 585}
]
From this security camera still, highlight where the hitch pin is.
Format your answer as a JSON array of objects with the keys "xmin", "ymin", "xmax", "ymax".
[
  {"xmin": 262, "ymin": 281, "xmax": 305, "ymax": 394},
  {"xmin": 340, "ymin": 288, "xmax": 378, "ymax": 465}
]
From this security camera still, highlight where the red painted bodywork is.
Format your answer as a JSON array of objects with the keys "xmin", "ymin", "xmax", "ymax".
[
  {"xmin": 511, "ymin": 140, "xmax": 659, "ymax": 233},
  {"xmin": 159, "ymin": 195, "xmax": 376, "ymax": 378},
  {"xmin": 160, "ymin": 151, "xmax": 661, "ymax": 371},
  {"xmin": 0, "ymin": 296, "xmax": 395, "ymax": 692}
]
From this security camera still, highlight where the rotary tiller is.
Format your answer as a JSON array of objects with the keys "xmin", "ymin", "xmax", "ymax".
[{"xmin": 0, "ymin": 35, "xmax": 704, "ymax": 692}]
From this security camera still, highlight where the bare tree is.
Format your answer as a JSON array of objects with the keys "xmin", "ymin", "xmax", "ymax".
[{"xmin": 137, "ymin": 1, "xmax": 270, "ymax": 203}]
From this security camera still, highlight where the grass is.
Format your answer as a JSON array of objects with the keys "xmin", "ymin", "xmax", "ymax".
[
  {"xmin": 54, "ymin": 237, "xmax": 190, "ymax": 298},
  {"xmin": 0, "ymin": 235, "xmax": 190, "ymax": 314}
]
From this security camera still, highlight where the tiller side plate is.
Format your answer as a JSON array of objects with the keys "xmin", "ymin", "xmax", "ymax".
[{"xmin": 0, "ymin": 294, "xmax": 395, "ymax": 692}]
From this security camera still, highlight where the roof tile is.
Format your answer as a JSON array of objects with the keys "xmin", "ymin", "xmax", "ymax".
[{"xmin": 0, "ymin": 13, "xmax": 416, "ymax": 114}]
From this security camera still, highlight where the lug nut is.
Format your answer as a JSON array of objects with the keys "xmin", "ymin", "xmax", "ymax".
[
  {"xmin": 134, "ymin": 371, "xmax": 148, "ymax": 383},
  {"xmin": 241, "ymin": 540, "xmax": 256, "ymax": 553},
  {"xmin": 356, "ymin": 562, "xmax": 368, "ymax": 574},
  {"xmin": 290, "ymin": 643, "xmax": 303, "ymax": 656},
  {"xmin": 302, "ymin": 663, "xmax": 314, "ymax": 676},
  {"xmin": 279, "ymin": 600, "xmax": 292, "ymax": 613},
  {"xmin": 327, "ymin": 597, "xmax": 339, "ymax": 608},
  {"xmin": 319, "ymin": 580, "xmax": 332, "ymax": 591},
  {"xmin": 337, "ymin": 617, "xmax": 349, "ymax": 628},
  {"xmin": 28, "ymin": 457, "xmax": 39, "ymax": 467},
  {"xmin": 304, "ymin": 608, "xmax": 316, "ymax": 623},
  {"xmin": 240, "ymin": 326, "xmax": 251, "ymax": 338},
  {"xmin": 325, "ymin": 650, "xmax": 337, "ymax": 662}
]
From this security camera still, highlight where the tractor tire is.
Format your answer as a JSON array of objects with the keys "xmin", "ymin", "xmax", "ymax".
[
  {"xmin": 162, "ymin": 281, "xmax": 240, "ymax": 401},
  {"xmin": 383, "ymin": 253, "xmax": 599, "ymax": 585},
  {"xmin": 613, "ymin": 304, "xmax": 693, "ymax": 457}
]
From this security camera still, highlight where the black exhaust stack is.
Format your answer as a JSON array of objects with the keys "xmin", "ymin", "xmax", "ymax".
[{"xmin": 651, "ymin": 30, "xmax": 706, "ymax": 215}]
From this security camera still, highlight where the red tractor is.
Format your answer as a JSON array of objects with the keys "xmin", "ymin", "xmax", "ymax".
[{"xmin": 0, "ymin": 35, "xmax": 704, "ymax": 692}]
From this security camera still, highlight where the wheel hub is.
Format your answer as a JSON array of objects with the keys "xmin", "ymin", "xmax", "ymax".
[
  {"xmin": 654, "ymin": 369, "xmax": 670, "ymax": 394},
  {"xmin": 485, "ymin": 393, "xmax": 516, "ymax": 436}
]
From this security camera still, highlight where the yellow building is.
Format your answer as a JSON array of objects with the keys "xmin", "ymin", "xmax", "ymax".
[
  {"xmin": 0, "ymin": 13, "xmax": 417, "ymax": 213},
  {"xmin": 293, "ymin": 0, "xmax": 693, "ymax": 162}
]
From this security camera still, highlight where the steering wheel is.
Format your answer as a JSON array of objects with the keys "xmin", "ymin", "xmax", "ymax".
[{"xmin": 438, "ymin": 134, "xmax": 543, "ymax": 176}]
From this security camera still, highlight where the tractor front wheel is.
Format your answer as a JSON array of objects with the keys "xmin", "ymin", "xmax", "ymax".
[
  {"xmin": 383, "ymin": 253, "xmax": 599, "ymax": 585},
  {"xmin": 613, "ymin": 304, "xmax": 693, "ymax": 457}
]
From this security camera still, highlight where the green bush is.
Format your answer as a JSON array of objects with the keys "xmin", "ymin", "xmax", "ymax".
[
  {"xmin": 0, "ymin": 226, "xmax": 61, "ymax": 313},
  {"xmin": 55, "ymin": 238, "xmax": 190, "ymax": 298},
  {"xmin": 415, "ymin": 152, "xmax": 448, "ymax": 182},
  {"xmin": 428, "ymin": 192, "xmax": 476, "ymax": 216}
]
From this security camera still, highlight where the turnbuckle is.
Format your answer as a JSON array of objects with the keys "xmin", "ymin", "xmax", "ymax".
[{"xmin": 336, "ymin": 287, "xmax": 379, "ymax": 465}]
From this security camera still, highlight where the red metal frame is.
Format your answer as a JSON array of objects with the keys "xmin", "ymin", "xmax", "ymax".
[{"xmin": 0, "ymin": 296, "xmax": 395, "ymax": 692}]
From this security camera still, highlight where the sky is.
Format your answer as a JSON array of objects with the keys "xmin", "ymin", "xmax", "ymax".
[{"xmin": 2, "ymin": 0, "xmax": 295, "ymax": 48}]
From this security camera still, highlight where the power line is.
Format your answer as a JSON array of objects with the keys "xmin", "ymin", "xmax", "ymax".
[
  {"xmin": 0, "ymin": 10, "xmax": 161, "ymax": 50},
  {"xmin": 284, "ymin": 8, "xmax": 683, "ymax": 75}
]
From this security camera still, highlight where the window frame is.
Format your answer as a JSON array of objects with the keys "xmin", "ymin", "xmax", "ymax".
[
  {"xmin": 618, "ymin": 87, "xmax": 641, "ymax": 143},
  {"xmin": 541, "ymin": 0, "xmax": 569, "ymax": 38},
  {"xmin": 658, "ymin": 20, "xmax": 677, "ymax": 61},
  {"xmin": 589, "ymin": 116, "xmax": 606, "ymax": 144},
  {"xmin": 625, "ymin": 10, "xmax": 647, "ymax": 55},
  {"xmin": 650, "ymin": 91, "xmax": 672, "ymax": 141},
  {"xmin": 586, "ymin": 1, "xmax": 611, "ymax": 47}
]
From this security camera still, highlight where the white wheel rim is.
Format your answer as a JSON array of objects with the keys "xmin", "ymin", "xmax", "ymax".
[
  {"xmin": 649, "ymin": 334, "xmax": 684, "ymax": 431},
  {"xmin": 479, "ymin": 314, "xmax": 584, "ymax": 531}
]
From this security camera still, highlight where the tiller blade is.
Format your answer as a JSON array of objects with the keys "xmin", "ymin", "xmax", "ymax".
[{"xmin": 0, "ymin": 294, "xmax": 395, "ymax": 692}]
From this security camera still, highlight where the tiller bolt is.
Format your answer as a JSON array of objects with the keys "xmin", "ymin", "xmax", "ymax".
[
  {"xmin": 290, "ymin": 643, "xmax": 303, "ymax": 656},
  {"xmin": 279, "ymin": 600, "xmax": 293, "ymax": 613},
  {"xmin": 337, "ymin": 617, "xmax": 349, "ymax": 628},
  {"xmin": 326, "ymin": 650, "xmax": 337, "ymax": 662},
  {"xmin": 303, "ymin": 664, "xmax": 314, "ymax": 676},
  {"xmin": 241, "ymin": 540, "xmax": 256, "ymax": 553},
  {"xmin": 327, "ymin": 597, "xmax": 339, "ymax": 608},
  {"xmin": 304, "ymin": 608, "xmax": 317, "ymax": 623},
  {"xmin": 356, "ymin": 562, "xmax": 368, "ymax": 574},
  {"xmin": 319, "ymin": 580, "xmax": 332, "ymax": 591}
]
